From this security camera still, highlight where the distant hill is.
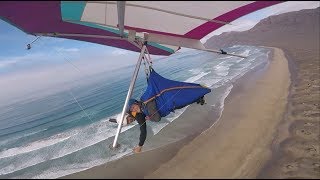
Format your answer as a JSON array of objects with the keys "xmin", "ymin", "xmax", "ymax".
[{"xmin": 204, "ymin": 7, "xmax": 320, "ymax": 51}]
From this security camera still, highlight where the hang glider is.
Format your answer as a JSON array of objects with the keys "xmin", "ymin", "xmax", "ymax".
[
  {"xmin": 0, "ymin": 1, "xmax": 285, "ymax": 148},
  {"xmin": 0, "ymin": 1, "xmax": 283, "ymax": 57}
]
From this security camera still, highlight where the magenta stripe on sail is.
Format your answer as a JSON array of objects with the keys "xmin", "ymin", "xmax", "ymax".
[{"xmin": 184, "ymin": 1, "xmax": 285, "ymax": 39}]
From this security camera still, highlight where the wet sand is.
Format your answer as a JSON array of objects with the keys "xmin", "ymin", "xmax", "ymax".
[{"xmin": 63, "ymin": 47, "xmax": 291, "ymax": 179}]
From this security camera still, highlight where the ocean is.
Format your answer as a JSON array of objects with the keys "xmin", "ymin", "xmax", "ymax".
[{"xmin": 0, "ymin": 45, "xmax": 271, "ymax": 178}]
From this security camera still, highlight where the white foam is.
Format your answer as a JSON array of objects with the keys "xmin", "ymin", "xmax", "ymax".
[
  {"xmin": 0, "ymin": 128, "xmax": 47, "ymax": 147},
  {"xmin": 132, "ymin": 106, "xmax": 190, "ymax": 139},
  {"xmin": 188, "ymin": 68, "xmax": 201, "ymax": 75},
  {"xmin": 149, "ymin": 106, "xmax": 188, "ymax": 135},
  {"xmin": 148, "ymin": 121, "xmax": 169, "ymax": 135},
  {"xmin": 0, "ymin": 114, "xmax": 137, "ymax": 175},
  {"xmin": 218, "ymin": 85, "xmax": 233, "ymax": 110},
  {"xmin": 230, "ymin": 45, "xmax": 241, "ymax": 48},
  {"xmin": 165, "ymin": 106, "xmax": 188, "ymax": 123},
  {"xmin": 218, "ymin": 56, "xmax": 233, "ymax": 60},
  {"xmin": 29, "ymin": 148, "xmax": 132, "ymax": 179},
  {"xmin": 240, "ymin": 49, "xmax": 251, "ymax": 56},
  {"xmin": 199, "ymin": 78, "xmax": 222, "ymax": 88},
  {"xmin": 184, "ymin": 72, "xmax": 210, "ymax": 83},
  {"xmin": 214, "ymin": 63, "xmax": 230, "ymax": 77},
  {"xmin": 201, "ymin": 84, "xmax": 233, "ymax": 135},
  {"xmin": 0, "ymin": 134, "xmax": 71, "ymax": 159}
]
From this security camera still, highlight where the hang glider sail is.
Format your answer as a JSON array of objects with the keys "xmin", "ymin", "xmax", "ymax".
[
  {"xmin": 0, "ymin": 1, "xmax": 285, "ymax": 148},
  {"xmin": 0, "ymin": 1, "xmax": 283, "ymax": 56}
]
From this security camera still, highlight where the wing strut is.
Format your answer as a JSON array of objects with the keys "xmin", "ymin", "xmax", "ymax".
[{"xmin": 111, "ymin": 42, "xmax": 147, "ymax": 149}]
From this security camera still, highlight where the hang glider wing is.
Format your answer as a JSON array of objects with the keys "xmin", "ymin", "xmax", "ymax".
[{"xmin": 0, "ymin": 1, "xmax": 284, "ymax": 56}]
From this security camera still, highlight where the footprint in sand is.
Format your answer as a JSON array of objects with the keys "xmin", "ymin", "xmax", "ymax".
[
  {"xmin": 304, "ymin": 112, "xmax": 320, "ymax": 118},
  {"xmin": 282, "ymin": 163, "xmax": 299, "ymax": 172},
  {"xmin": 294, "ymin": 87, "xmax": 318, "ymax": 94},
  {"xmin": 294, "ymin": 101, "xmax": 319, "ymax": 108},
  {"xmin": 289, "ymin": 120, "xmax": 320, "ymax": 140},
  {"xmin": 305, "ymin": 146, "xmax": 318, "ymax": 157},
  {"xmin": 313, "ymin": 163, "xmax": 320, "ymax": 167},
  {"xmin": 280, "ymin": 138, "xmax": 320, "ymax": 158},
  {"xmin": 313, "ymin": 162, "xmax": 320, "ymax": 173},
  {"xmin": 275, "ymin": 157, "xmax": 320, "ymax": 178},
  {"xmin": 300, "ymin": 159, "xmax": 320, "ymax": 175},
  {"xmin": 300, "ymin": 129, "xmax": 311, "ymax": 135},
  {"xmin": 303, "ymin": 122, "xmax": 313, "ymax": 126},
  {"xmin": 292, "ymin": 111, "xmax": 320, "ymax": 118},
  {"xmin": 292, "ymin": 100, "xmax": 319, "ymax": 107}
]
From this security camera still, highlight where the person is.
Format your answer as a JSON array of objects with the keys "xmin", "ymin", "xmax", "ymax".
[{"xmin": 127, "ymin": 99, "xmax": 150, "ymax": 153}]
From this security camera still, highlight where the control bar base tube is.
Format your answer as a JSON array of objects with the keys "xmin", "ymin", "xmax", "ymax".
[{"xmin": 111, "ymin": 45, "xmax": 147, "ymax": 148}]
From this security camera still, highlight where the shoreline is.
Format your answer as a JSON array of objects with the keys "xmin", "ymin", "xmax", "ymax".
[
  {"xmin": 62, "ymin": 46, "xmax": 283, "ymax": 179},
  {"xmin": 256, "ymin": 46, "xmax": 299, "ymax": 177},
  {"xmin": 145, "ymin": 47, "xmax": 290, "ymax": 178}
]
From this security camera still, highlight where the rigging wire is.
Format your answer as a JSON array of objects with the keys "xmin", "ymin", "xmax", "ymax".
[
  {"xmin": 26, "ymin": 36, "xmax": 42, "ymax": 50},
  {"xmin": 24, "ymin": 37, "xmax": 108, "ymax": 159}
]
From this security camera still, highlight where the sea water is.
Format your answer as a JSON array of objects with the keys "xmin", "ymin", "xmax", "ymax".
[{"xmin": 0, "ymin": 45, "xmax": 270, "ymax": 178}]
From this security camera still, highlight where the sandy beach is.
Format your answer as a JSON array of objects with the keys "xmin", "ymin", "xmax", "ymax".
[
  {"xmin": 257, "ymin": 40, "xmax": 320, "ymax": 179},
  {"xmin": 202, "ymin": 7, "xmax": 320, "ymax": 179},
  {"xmin": 145, "ymin": 47, "xmax": 290, "ymax": 178},
  {"xmin": 62, "ymin": 47, "xmax": 291, "ymax": 179}
]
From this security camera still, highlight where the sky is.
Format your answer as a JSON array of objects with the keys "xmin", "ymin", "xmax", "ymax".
[{"xmin": 0, "ymin": 1, "xmax": 319, "ymax": 106}]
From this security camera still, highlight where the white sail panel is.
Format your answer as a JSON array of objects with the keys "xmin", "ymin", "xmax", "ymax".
[
  {"xmin": 128, "ymin": 1, "xmax": 253, "ymax": 20},
  {"xmin": 81, "ymin": 2, "xmax": 117, "ymax": 27},
  {"xmin": 81, "ymin": 1, "xmax": 254, "ymax": 35}
]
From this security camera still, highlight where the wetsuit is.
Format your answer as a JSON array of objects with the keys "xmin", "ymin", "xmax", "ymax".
[{"xmin": 135, "ymin": 112, "xmax": 147, "ymax": 146}]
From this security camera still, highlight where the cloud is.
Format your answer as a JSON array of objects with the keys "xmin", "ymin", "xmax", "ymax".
[
  {"xmin": 111, "ymin": 49, "xmax": 129, "ymax": 56},
  {"xmin": 50, "ymin": 38, "xmax": 66, "ymax": 43},
  {"xmin": 55, "ymin": 47, "xmax": 80, "ymax": 53},
  {"xmin": 0, "ymin": 52, "xmax": 48, "ymax": 69},
  {"xmin": 0, "ymin": 64, "xmax": 81, "ymax": 107},
  {"xmin": 0, "ymin": 49, "xmax": 139, "ymax": 107},
  {"xmin": 0, "ymin": 60, "xmax": 18, "ymax": 68}
]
